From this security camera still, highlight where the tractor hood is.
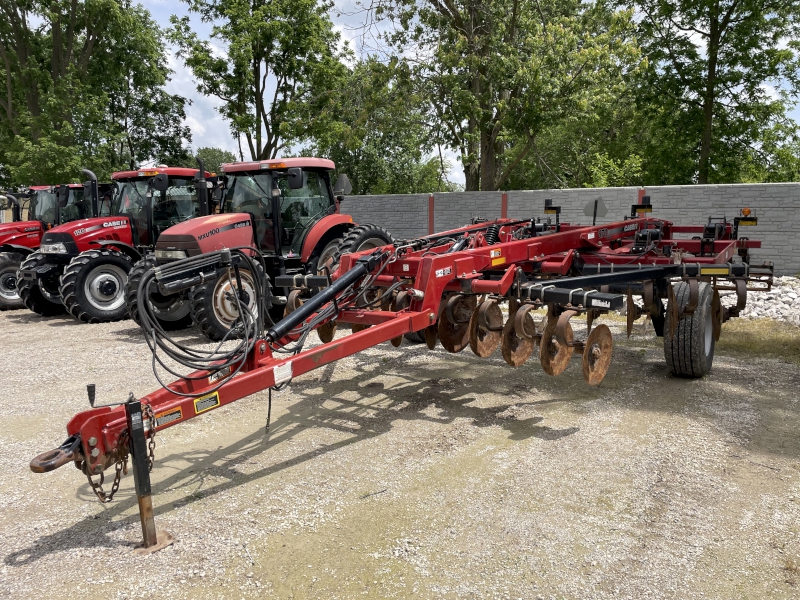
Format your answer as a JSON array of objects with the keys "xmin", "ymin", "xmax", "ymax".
[
  {"xmin": 0, "ymin": 220, "xmax": 43, "ymax": 246},
  {"xmin": 40, "ymin": 216, "xmax": 134, "ymax": 256},
  {"xmin": 155, "ymin": 213, "xmax": 255, "ymax": 259}
]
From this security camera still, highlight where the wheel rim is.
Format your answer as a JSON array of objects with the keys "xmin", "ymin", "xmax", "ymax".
[
  {"xmin": 38, "ymin": 278, "xmax": 62, "ymax": 304},
  {"xmin": 212, "ymin": 270, "xmax": 258, "ymax": 326},
  {"xmin": 315, "ymin": 240, "xmax": 341, "ymax": 274},
  {"xmin": 354, "ymin": 237, "xmax": 388, "ymax": 252},
  {"xmin": 704, "ymin": 305, "xmax": 713, "ymax": 356},
  {"xmin": 148, "ymin": 289, "xmax": 191, "ymax": 321},
  {"xmin": 0, "ymin": 270, "xmax": 18, "ymax": 301},
  {"xmin": 83, "ymin": 264, "xmax": 127, "ymax": 311}
]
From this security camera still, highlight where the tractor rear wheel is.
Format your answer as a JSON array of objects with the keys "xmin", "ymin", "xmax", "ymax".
[
  {"xmin": 125, "ymin": 256, "xmax": 193, "ymax": 330},
  {"xmin": 332, "ymin": 224, "xmax": 394, "ymax": 265},
  {"xmin": 17, "ymin": 252, "xmax": 66, "ymax": 316},
  {"xmin": 0, "ymin": 252, "xmax": 24, "ymax": 310},
  {"xmin": 663, "ymin": 281, "xmax": 715, "ymax": 377},
  {"xmin": 190, "ymin": 260, "xmax": 268, "ymax": 341},
  {"xmin": 60, "ymin": 249, "xmax": 133, "ymax": 323}
]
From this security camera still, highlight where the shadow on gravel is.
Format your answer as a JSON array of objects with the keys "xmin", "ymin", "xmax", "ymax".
[
  {"xmin": 3, "ymin": 349, "xmax": 580, "ymax": 567},
  {"xmin": 3, "ymin": 312, "xmax": 76, "ymax": 326},
  {"xmin": 7, "ymin": 329, "xmax": 797, "ymax": 565}
]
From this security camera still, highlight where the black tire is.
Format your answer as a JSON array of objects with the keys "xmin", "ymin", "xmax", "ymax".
[
  {"xmin": 332, "ymin": 223, "xmax": 394, "ymax": 265},
  {"xmin": 125, "ymin": 256, "xmax": 193, "ymax": 330},
  {"xmin": 60, "ymin": 249, "xmax": 133, "ymax": 323},
  {"xmin": 17, "ymin": 252, "xmax": 67, "ymax": 316},
  {"xmin": 190, "ymin": 259, "xmax": 268, "ymax": 341},
  {"xmin": 663, "ymin": 281, "xmax": 715, "ymax": 377},
  {"xmin": 306, "ymin": 237, "xmax": 343, "ymax": 276},
  {"xmin": 0, "ymin": 252, "xmax": 25, "ymax": 310}
]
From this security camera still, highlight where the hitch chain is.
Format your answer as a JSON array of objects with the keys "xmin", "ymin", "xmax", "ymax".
[{"xmin": 85, "ymin": 403, "xmax": 158, "ymax": 504}]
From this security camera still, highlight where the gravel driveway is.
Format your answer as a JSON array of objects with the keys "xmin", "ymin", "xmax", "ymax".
[{"xmin": 1, "ymin": 309, "xmax": 799, "ymax": 599}]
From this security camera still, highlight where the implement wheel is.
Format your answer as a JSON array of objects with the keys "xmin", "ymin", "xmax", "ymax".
[
  {"xmin": 125, "ymin": 256, "xmax": 193, "ymax": 331},
  {"xmin": 664, "ymin": 281, "xmax": 715, "ymax": 377},
  {"xmin": 0, "ymin": 252, "xmax": 24, "ymax": 310},
  {"xmin": 17, "ymin": 252, "xmax": 66, "ymax": 316},
  {"xmin": 190, "ymin": 261, "xmax": 266, "ymax": 341}
]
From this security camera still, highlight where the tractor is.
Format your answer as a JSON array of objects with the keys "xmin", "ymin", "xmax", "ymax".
[
  {"xmin": 16, "ymin": 166, "xmax": 213, "ymax": 321},
  {"xmin": 0, "ymin": 183, "xmax": 98, "ymax": 310},
  {"xmin": 127, "ymin": 157, "xmax": 393, "ymax": 340}
]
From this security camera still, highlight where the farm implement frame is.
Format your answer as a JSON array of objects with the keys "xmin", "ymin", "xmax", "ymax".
[{"xmin": 30, "ymin": 199, "xmax": 772, "ymax": 552}]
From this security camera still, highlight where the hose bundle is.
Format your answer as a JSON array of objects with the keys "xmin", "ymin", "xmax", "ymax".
[{"xmin": 137, "ymin": 247, "xmax": 271, "ymax": 398}]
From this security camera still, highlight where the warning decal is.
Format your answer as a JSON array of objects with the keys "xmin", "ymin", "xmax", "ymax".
[
  {"xmin": 156, "ymin": 407, "xmax": 183, "ymax": 428},
  {"xmin": 194, "ymin": 392, "xmax": 221, "ymax": 415}
]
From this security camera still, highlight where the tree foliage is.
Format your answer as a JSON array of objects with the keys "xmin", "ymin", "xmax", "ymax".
[
  {"xmin": 169, "ymin": 0, "xmax": 348, "ymax": 161},
  {"xmin": 311, "ymin": 58, "xmax": 459, "ymax": 194},
  {"xmin": 0, "ymin": 0, "xmax": 191, "ymax": 185},
  {"xmin": 620, "ymin": 0, "xmax": 800, "ymax": 183},
  {"xmin": 373, "ymin": 0, "xmax": 640, "ymax": 191},
  {"xmin": 196, "ymin": 146, "xmax": 237, "ymax": 174}
]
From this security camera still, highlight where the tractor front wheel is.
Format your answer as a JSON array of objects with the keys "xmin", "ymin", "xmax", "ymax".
[
  {"xmin": 60, "ymin": 249, "xmax": 133, "ymax": 323},
  {"xmin": 17, "ymin": 252, "xmax": 66, "ymax": 316},
  {"xmin": 190, "ymin": 260, "xmax": 267, "ymax": 341},
  {"xmin": 125, "ymin": 256, "xmax": 193, "ymax": 330},
  {"xmin": 0, "ymin": 252, "xmax": 25, "ymax": 310}
]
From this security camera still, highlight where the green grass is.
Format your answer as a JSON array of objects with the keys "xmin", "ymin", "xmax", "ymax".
[{"xmin": 717, "ymin": 318, "xmax": 800, "ymax": 366}]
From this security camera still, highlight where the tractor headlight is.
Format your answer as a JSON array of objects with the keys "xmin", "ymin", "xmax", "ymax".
[
  {"xmin": 155, "ymin": 249, "xmax": 187, "ymax": 260},
  {"xmin": 40, "ymin": 243, "xmax": 68, "ymax": 254}
]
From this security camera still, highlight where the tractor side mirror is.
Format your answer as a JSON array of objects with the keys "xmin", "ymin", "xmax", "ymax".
[
  {"xmin": 333, "ymin": 173, "xmax": 352, "ymax": 196},
  {"xmin": 287, "ymin": 167, "xmax": 304, "ymax": 190},
  {"xmin": 153, "ymin": 173, "xmax": 169, "ymax": 192}
]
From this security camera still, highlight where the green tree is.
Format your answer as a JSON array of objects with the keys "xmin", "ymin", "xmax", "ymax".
[
  {"xmin": 196, "ymin": 146, "xmax": 237, "ymax": 174},
  {"xmin": 0, "ymin": 1, "xmax": 191, "ymax": 184},
  {"xmin": 311, "ymin": 58, "xmax": 458, "ymax": 194},
  {"xmin": 375, "ymin": 0, "xmax": 640, "ymax": 191},
  {"xmin": 169, "ymin": 0, "xmax": 348, "ymax": 161},
  {"xmin": 624, "ymin": 0, "xmax": 800, "ymax": 183}
]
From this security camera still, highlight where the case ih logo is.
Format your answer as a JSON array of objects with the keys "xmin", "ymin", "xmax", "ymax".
[
  {"xmin": 23, "ymin": 226, "xmax": 39, "ymax": 232},
  {"xmin": 103, "ymin": 220, "xmax": 127, "ymax": 228}
]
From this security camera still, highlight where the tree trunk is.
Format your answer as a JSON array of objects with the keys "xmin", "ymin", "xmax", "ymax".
[{"xmin": 698, "ymin": 15, "xmax": 720, "ymax": 184}]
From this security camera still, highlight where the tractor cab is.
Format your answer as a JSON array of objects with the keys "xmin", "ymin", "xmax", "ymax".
[
  {"xmin": 110, "ymin": 167, "xmax": 213, "ymax": 246},
  {"xmin": 216, "ymin": 158, "xmax": 338, "ymax": 268},
  {"xmin": 21, "ymin": 184, "xmax": 90, "ymax": 228}
]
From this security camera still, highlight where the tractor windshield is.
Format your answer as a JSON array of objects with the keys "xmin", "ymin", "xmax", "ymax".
[
  {"xmin": 27, "ymin": 190, "xmax": 58, "ymax": 224},
  {"xmin": 110, "ymin": 177, "xmax": 200, "ymax": 245},
  {"xmin": 57, "ymin": 188, "xmax": 92, "ymax": 223},
  {"xmin": 222, "ymin": 170, "xmax": 332, "ymax": 254}
]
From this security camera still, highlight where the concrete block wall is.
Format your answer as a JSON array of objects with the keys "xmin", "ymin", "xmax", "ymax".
[
  {"xmin": 342, "ymin": 184, "xmax": 800, "ymax": 274},
  {"xmin": 339, "ymin": 193, "xmax": 429, "ymax": 240}
]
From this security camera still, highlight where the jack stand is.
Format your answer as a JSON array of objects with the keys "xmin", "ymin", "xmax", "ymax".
[{"xmin": 125, "ymin": 398, "xmax": 174, "ymax": 555}]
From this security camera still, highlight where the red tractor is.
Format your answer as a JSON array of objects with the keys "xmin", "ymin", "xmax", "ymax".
[
  {"xmin": 128, "ymin": 157, "xmax": 393, "ymax": 340},
  {"xmin": 0, "ymin": 184, "xmax": 97, "ymax": 310},
  {"xmin": 17, "ymin": 166, "xmax": 213, "ymax": 321}
]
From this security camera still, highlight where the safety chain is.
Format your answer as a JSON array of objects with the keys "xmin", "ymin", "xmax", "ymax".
[
  {"xmin": 85, "ymin": 403, "xmax": 157, "ymax": 504},
  {"xmin": 143, "ymin": 402, "xmax": 157, "ymax": 472},
  {"xmin": 86, "ymin": 429, "xmax": 129, "ymax": 504}
]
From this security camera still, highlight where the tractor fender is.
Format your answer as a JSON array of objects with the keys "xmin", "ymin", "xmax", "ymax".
[
  {"xmin": 91, "ymin": 240, "xmax": 142, "ymax": 262},
  {"xmin": 301, "ymin": 215, "xmax": 355, "ymax": 262},
  {"xmin": 0, "ymin": 243, "xmax": 36, "ymax": 256}
]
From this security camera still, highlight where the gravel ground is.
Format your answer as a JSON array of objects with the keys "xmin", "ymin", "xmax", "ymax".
[{"xmin": 1, "ymin": 309, "xmax": 799, "ymax": 600}]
